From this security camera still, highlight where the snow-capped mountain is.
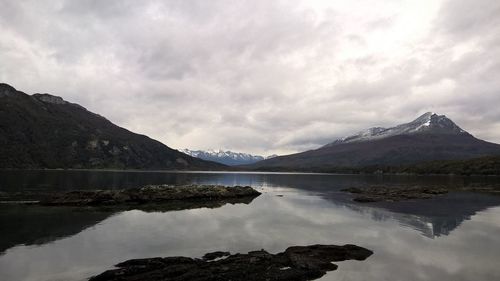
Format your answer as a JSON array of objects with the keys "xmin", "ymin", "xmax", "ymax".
[
  {"xmin": 180, "ymin": 149, "xmax": 274, "ymax": 166},
  {"xmin": 326, "ymin": 112, "xmax": 468, "ymax": 146},
  {"xmin": 248, "ymin": 112, "xmax": 500, "ymax": 169}
]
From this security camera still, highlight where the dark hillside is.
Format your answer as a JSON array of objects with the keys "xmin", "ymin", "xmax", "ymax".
[{"xmin": 0, "ymin": 83, "xmax": 225, "ymax": 170}]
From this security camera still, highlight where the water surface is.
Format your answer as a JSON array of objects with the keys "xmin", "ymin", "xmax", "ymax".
[{"xmin": 1, "ymin": 170, "xmax": 500, "ymax": 281}]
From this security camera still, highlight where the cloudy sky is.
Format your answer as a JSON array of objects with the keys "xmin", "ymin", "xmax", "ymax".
[{"xmin": 1, "ymin": 0, "xmax": 499, "ymax": 155}]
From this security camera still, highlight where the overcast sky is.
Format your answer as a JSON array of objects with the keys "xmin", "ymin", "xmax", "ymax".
[{"xmin": 1, "ymin": 0, "xmax": 499, "ymax": 155}]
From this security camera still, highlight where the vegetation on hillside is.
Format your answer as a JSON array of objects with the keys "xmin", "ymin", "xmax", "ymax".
[
  {"xmin": 0, "ymin": 83, "xmax": 224, "ymax": 170},
  {"xmin": 252, "ymin": 156, "xmax": 500, "ymax": 176}
]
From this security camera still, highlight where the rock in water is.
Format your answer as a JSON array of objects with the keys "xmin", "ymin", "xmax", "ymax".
[
  {"xmin": 39, "ymin": 185, "xmax": 261, "ymax": 206},
  {"xmin": 89, "ymin": 244, "xmax": 373, "ymax": 281},
  {"xmin": 341, "ymin": 186, "xmax": 449, "ymax": 202}
]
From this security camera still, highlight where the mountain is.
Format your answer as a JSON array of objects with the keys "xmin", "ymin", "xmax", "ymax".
[
  {"xmin": 379, "ymin": 155, "xmax": 500, "ymax": 175},
  {"xmin": 326, "ymin": 112, "xmax": 466, "ymax": 146},
  {"xmin": 0, "ymin": 83, "xmax": 225, "ymax": 170},
  {"xmin": 181, "ymin": 149, "xmax": 276, "ymax": 166},
  {"xmin": 248, "ymin": 112, "xmax": 500, "ymax": 170}
]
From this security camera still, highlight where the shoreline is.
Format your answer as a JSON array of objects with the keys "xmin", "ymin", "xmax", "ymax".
[{"xmin": 2, "ymin": 168, "xmax": 500, "ymax": 177}]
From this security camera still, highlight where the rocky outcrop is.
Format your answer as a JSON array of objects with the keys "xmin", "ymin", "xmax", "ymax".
[
  {"xmin": 342, "ymin": 184, "xmax": 500, "ymax": 203},
  {"xmin": 32, "ymin": 93, "xmax": 69, "ymax": 104},
  {"xmin": 342, "ymin": 186, "xmax": 449, "ymax": 202},
  {"xmin": 89, "ymin": 244, "xmax": 373, "ymax": 281},
  {"xmin": 39, "ymin": 185, "xmax": 261, "ymax": 206}
]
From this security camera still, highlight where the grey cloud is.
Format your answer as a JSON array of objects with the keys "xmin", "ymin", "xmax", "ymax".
[
  {"xmin": 1, "ymin": 0, "xmax": 499, "ymax": 155},
  {"xmin": 436, "ymin": 0, "xmax": 500, "ymax": 40}
]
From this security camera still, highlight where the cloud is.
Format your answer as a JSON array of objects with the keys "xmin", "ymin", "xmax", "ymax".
[{"xmin": 1, "ymin": 0, "xmax": 499, "ymax": 155}]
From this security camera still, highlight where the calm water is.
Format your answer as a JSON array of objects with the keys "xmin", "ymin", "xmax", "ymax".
[{"xmin": 1, "ymin": 170, "xmax": 500, "ymax": 281}]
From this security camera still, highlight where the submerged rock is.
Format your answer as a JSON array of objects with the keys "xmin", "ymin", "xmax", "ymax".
[
  {"xmin": 39, "ymin": 185, "xmax": 261, "ymax": 206},
  {"xmin": 89, "ymin": 244, "xmax": 373, "ymax": 281}
]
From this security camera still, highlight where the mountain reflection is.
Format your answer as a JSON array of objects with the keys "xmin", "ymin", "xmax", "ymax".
[
  {"xmin": 1, "ymin": 170, "xmax": 500, "ymax": 252},
  {"xmin": 363, "ymin": 192, "xmax": 500, "ymax": 237},
  {"xmin": 1, "ymin": 171, "xmax": 500, "ymax": 281},
  {"xmin": 255, "ymin": 174, "xmax": 500, "ymax": 238}
]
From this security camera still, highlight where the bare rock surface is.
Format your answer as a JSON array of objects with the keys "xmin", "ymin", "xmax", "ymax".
[
  {"xmin": 202, "ymin": 251, "xmax": 230, "ymax": 261},
  {"xmin": 89, "ymin": 244, "xmax": 373, "ymax": 281},
  {"xmin": 341, "ymin": 184, "xmax": 500, "ymax": 203},
  {"xmin": 341, "ymin": 186, "xmax": 449, "ymax": 202},
  {"xmin": 37, "ymin": 185, "xmax": 261, "ymax": 206}
]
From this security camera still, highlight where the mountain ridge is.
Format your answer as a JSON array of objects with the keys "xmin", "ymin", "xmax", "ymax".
[
  {"xmin": 326, "ymin": 112, "xmax": 468, "ymax": 146},
  {"xmin": 181, "ymin": 149, "xmax": 276, "ymax": 166},
  {"xmin": 0, "ymin": 83, "xmax": 225, "ymax": 170},
  {"xmin": 247, "ymin": 112, "xmax": 500, "ymax": 169}
]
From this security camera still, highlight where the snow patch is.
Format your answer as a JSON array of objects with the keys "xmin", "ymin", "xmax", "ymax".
[
  {"xmin": 180, "ymin": 149, "xmax": 266, "ymax": 165},
  {"xmin": 327, "ymin": 112, "xmax": 467, "ymax": 146}
]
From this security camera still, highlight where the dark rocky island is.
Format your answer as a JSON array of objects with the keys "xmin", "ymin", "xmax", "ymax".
[
  {"xmin": 38, "ymin": 185, "xmax": 261, "ymax": 206},
  {"xmin": 89, "ymin": 244, "xmax": 373, "ymax": 281},
  {"xmin": 341, "ymin": 185, "xmax": 500, "ymax": 203},
  {"xmin": 342, "ymin": 186, "xmax": 449, "ymax": 202}
]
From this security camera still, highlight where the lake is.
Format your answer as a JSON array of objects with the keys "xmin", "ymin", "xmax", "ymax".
[{"xmin": 1, "ymin": 170, "xmax": 500, "ymax": 281}]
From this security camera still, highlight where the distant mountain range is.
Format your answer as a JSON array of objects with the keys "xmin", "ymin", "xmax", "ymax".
[
  {"xmin": 181, "ymin": 149, "xmax": 277, "ymax": 166},
  {"xmin": 248, "ymin": 112, "xmax": 500, "ymax": 170},
  {"xmin": 3, "ymin": 82, "xmax": 500, "ymax": 173},
  {"xmin": 0, "ymin": 83, "xmax": 224, "ymax": 170}
]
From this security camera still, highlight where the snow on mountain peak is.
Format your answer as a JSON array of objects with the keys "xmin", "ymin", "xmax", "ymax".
[
  {"xmin": 327, "ymin": 112, "xmax": 468, "ymax": 146},
  {"xmin": 180, "ymin": 149, "xmax": 268, "ymax": 166}
]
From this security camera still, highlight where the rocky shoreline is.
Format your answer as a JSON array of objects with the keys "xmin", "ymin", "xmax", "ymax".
[{"xmin": 89, "ymin": 244, "xmax": 373, "ymax": 281}]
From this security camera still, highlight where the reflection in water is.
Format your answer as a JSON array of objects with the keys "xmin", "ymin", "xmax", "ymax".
[
  {"xmin": 0, "ymin": 171, "xmax": 500, "ymax": 281},
  {"xmin": 0, "ymin": 196, "xmax": 258, "ymax": 254},
  {"xmin": 319, "ymin": 192, "xmax": 500, "ymax": 238},
  {"xmin": 4, "ymin": 171, "xmax": 500, "ymax": 239},
  {"xmin": 0, "ymin": 205, "xmax": 112, "ymax": 254}
]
